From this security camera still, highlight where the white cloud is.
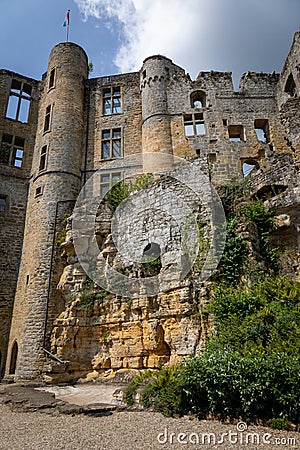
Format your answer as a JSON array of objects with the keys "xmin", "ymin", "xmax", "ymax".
[
  {"xmin": 74, "ymin": 0, "xmax": 211, "ymax": 75},
  {"xmin": 74, "ymin": 0, "xmax": 300, "ymax": 84}
]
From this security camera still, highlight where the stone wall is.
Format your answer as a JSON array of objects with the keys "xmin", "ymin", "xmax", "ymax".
[{"xmin": 0, "ymin": 70, "xmax": 39, "ymax": 378}]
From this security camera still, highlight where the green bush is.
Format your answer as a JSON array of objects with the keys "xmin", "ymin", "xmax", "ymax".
[
  {"xmin": 208, "ymin": 278, "xmax": 300, "ymax": 355},
  {"xmin": 141, "ymin": 366, "xmax": 184, "ymax": 416},
  {"xmin": 182, "ymin": 351, "xmax": 300, "ymax": 422},
  {"xmin": 126, "ymin": 277, "xmax": 300, "ymax": 424}
]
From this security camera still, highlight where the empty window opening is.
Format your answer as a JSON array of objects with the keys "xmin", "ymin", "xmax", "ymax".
[
  {"xmin": 184, "ymin": 114, "xmax": 205, "ymax": 137},
  {"xmin": 101, "ymin": 128, "xmax": 122, "ymax": 160},
  {"xmin": 196, "ymin": 149, "xmax": 200, "ymax": 156},
  {"xmin": 44, "ymin": 105, "xmax": 52, "ymax": 132},
  {"xmin": 6, "ymin": 79, "xmax": 32, "ymax": 123},
  {"xmin": 9, "ymin": 341, "xmax": 18, "ymax": 375},
  {"xmin": 222, "ymin": 119, "xmax": 228, "ymax": 126},
  {"xmin": 190, "ymin": 90, "xmax": 206, "ymax": 108},
  {"xmin": 208, "ymin": 153, "xmax": 217, "ymax": 163},
  {"xmin": 284, "ymin": 73, "xmax": 297, "ymax": 97},
  {"xmin": 242, "ymin": 160, "xmax": 259, "ymax": 177},
  {"xmin": 0, "ymin": 196, "xmax": 6, "ymax": 212},
  {"xmin": 142, "ymin": 70, "xmax": 146, "ymax": 79},
  {"xmin": 100, "ymin": 172, "xmax": 122, "ymax": 198},
  {"xmin": 0, "ymin": 134, "xmax": 25, "ymax": 168},
  {"xmin": 103, "ymin": 87, "xmax": 121, "ymax": 115},
  {"xmin": 49, "ymin": 68, "xmax": 56, "ymax": 89},
  {"xmin": 26, "ymin": 275, "xmax": 30, "ymax": 286},
  {"xmin": 254, "ymin": 119, "xmax": 270, "ymax": 143},
  {"xmin": 39, "ymin": 145, "xmax": 47, "ymax": 171},
  {"xmin": 228, "ymin": 125, "xmax": 245, "ymax": 142}
]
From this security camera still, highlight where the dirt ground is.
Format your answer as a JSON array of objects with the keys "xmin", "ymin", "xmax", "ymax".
[{"xmin": 0, "ymin": 383, "xmax": 299, "ymax": 450}]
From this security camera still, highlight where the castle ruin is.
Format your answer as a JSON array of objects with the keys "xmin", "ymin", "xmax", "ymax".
[{"xmin": 0, "ymin": 32, "xmax": 299, "ymax": 382}]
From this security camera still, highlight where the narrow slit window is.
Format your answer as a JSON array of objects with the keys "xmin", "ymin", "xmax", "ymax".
[
  {"xmin": 44, "ymin": 105, "xmax": 52, "ymax": 132},
  {"xmin": 6, "ymin": 79, "xmax": 32, "ymax": 123},
  {"xmin": 49, "ymin": 68, "xmax": 56, "ymax": 89},
  {"xmin": 0, "ymin": 196, "xmax": 6, "ymax": 212},
  {"xmin": 39, "ymin": 145, "xmax": 47, "ymax": 171}
]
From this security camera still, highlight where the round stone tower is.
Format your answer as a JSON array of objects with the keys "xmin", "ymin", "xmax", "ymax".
[
  {"xmin": 141, "ymin": 55, "xmax": 173, "ymax": 155},
  {"xmin": 5, "ymin": 42, "xmax": 88, "ymax": 380}
]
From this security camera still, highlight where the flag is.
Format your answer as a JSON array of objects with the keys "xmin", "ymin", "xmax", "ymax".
[{"xmin": 63, "ymin": 10, "xmax": 70, "ymax": 27}]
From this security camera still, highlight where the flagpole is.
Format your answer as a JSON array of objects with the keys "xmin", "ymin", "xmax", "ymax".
[{"xmin": 66, "ymin": 22, "xmax": 69, "ymax": 42}]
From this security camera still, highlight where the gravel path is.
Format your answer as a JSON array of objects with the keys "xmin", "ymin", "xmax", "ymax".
[{"xmin": 0, "ymin": 404, "xmax": 299, "ymax": 450}]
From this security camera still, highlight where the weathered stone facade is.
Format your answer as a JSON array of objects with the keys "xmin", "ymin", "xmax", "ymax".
[{"xmin": 0, "ymin": 31, "xmax": 299, "ymax": 381}]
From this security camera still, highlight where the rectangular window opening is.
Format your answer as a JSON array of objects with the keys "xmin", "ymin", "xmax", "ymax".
[
  {"xmin": 49, "ymin": 68, "xmax": 56, "ymax": 89},
  {"xmin": 228, "ymin": 125, "xmax": 245, "ymax": 142},
  {"xmin": 254, "ymin": 119, "xmax": 269, "ymax": 143},
  {"xmin": 39, "ymin": 145, "xmax": 47, "ymax": 171},
  {"xmin": 44, "ymin": 105, "xmax": 52, "ymax": 132}
]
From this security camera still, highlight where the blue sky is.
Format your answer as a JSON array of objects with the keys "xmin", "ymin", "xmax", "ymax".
[{"xmin": 1, "ymin": 0, "xmax": 300, "ymax": 88}]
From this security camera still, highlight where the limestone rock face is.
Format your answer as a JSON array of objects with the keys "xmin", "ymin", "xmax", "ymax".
[{"xmin": 48, "ymin": 285, "xmax": 203, "ymax": 381}]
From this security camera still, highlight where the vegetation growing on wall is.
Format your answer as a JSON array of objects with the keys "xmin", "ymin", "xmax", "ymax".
[
  {"xmin": 125, "ymin": 179, "xmax": 299, "ymax": 427},
  {"xmin": 104, "ymin": 173, "xmax": 154, "ymax": 210}
]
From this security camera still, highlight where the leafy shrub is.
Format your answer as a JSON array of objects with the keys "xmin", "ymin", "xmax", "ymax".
[
  {"xmin": 182, "ymin": 351, "xmax": 300, "ymax": 422},
  {"xmin": 141, "ymin": 366, "xmax": 184, "ymax": 416},
  {"xmin": 208, "ymin": 277, "xmax": 300, "ymax": 355},
  {"xmin": 127, "ymin": 277, "xmax": 300, "ymax": 423},
  {"xmin": 124, "ymin": 370, "xmax": 153, "ymax": 406}
]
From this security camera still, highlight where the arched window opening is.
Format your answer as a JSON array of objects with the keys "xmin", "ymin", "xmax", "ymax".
[
  {"xmin": 9, "ymin": 341, "xmax": 18, "ymax": 375},
  {"xmin": 141, "ymin": 242, "xmax": 162, "ymax": 276},
  {"xmin": 190, "ymin": 91, "xmax": 206, "ymax": 108},
  {"xmin": 284, "ymin": 74, "xmax": 297, "ymax": 97}
]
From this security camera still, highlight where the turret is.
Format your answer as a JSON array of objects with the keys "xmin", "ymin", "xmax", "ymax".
[
  {"xmin": 5, "ymin": 42, "xmax": 88, "ymax": 380},
  {"xmin": 141, "ymin": 55, "xmax": 173, "ymax": 154}
]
